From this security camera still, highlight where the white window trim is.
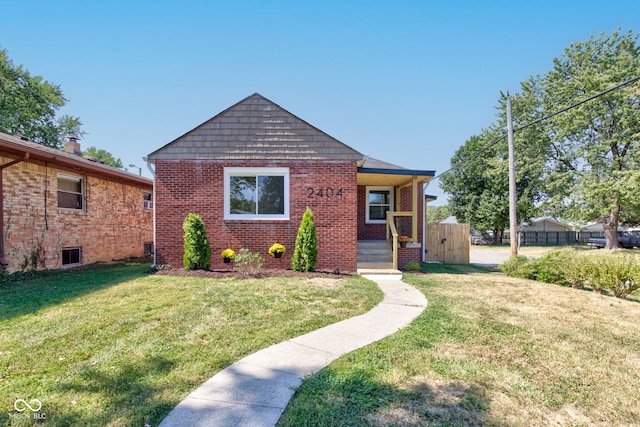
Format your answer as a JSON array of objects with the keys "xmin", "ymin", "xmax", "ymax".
[
  {"xmin": 366, "ymin": 186, "xmax": 394, "ymax": 224},
  {"xmin": 57, "ymin": 174, "xmax": 85, "ymax": 211},
  {"xmin": 224, "ymin": 167, "xmax": 290, "ymax": 220}
]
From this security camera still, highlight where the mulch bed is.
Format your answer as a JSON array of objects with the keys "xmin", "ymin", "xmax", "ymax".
[{"xmin": 148, "ymin": 266, "xmax": 356, "ymax": 279}]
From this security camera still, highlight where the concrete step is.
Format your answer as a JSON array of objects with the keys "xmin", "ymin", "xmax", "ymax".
[
  {"xmin": 357, "ymin": 261, "xmax": 395, "ymax": 269},
  {"xmin": 358, "ymin": 254, "xmax": 393, "ymax": 263},
  {"xmin": 357, "ymin": 240, "xmax": 392, "ymax": 265}
]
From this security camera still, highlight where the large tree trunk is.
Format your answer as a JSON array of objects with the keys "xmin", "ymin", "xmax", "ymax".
[
  {"xmin": 492, "ymin": 228, "xmax": 504, "ymax": 245},
  {"xmin": 602, "ymin": 206, "xmax": 621, "ymax": 250}
]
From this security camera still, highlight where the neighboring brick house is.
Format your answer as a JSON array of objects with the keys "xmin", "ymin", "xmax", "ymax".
[
  {"xmin": 0, "ymin": 132, "xmax": 154, "ymax": 273},
  {"xmin": 147, "ymin": 94, "xmax": 434, "ymax": 272}
]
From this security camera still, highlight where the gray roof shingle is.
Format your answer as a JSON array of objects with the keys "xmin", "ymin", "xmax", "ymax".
[{"xmin": 148, "ymin": 93, "xmax": 364, "ymax": 162}]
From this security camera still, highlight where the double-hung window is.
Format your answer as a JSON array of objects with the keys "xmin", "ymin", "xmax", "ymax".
[
  {"xmin": 58, "ymin": 174, "xmax": 84, "ymax": 210},
  {"xmin": 224, "ymin": 167, "xmax": 289, "ymax": 220},
  {"xmin": 366, "ymin": 186, "xmax": 394, "ymax": 224}
]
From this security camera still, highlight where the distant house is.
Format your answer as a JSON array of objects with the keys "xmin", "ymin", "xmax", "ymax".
[
  {"xmin": 520, "ymin": 216, "xmax": 571, "ymax": 232},
  {"xmin": 439, "ymin": 215, "xmax": 458, "ymax": 224},
  {"xmin": 147, "ymin": 93, "xmax": 435, "ymax": 271},
  {"xmin": 0, "ymin": 132, "xmax": 154, "ymax": 273},
  {"xmin": 582, "ymin": 222, "xmax": 626, "ymax": 232}
]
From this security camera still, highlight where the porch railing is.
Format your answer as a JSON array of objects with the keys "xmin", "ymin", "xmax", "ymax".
[{"xmin": 385, "ymin": 211, "xmax": 414, "ymax": 270}]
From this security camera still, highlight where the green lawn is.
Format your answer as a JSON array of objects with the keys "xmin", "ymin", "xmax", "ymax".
[
  {"xmin": 0, "ymin": 263, "xmax": 382, "ymax": 426},
  {"xmin": 279, "ymin": 263, "xmax": 640, "ymax": 426}
]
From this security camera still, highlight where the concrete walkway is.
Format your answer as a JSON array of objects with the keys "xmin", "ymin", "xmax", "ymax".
[{"xmin": 160, "ymin": 274, "xmax": 428, "ymax": 427}]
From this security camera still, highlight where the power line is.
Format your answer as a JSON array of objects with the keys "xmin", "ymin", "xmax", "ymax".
[{"xmin": 432, "ymin": 75, "xmax": 640, "ymax": 181}]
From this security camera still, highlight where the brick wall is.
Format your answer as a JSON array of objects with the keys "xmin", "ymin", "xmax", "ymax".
[
  {"xmin": 398, "ymin": 247, "xmax": 422, "ymax": 269},
  {"xmin": 356, "ymin": 185, "xmax": 387, "ymax": 240},
  {"xmin": 1, "ymin": 156, "xmax": 153, "ymax": 273},
  {"xmin": 154, "ymin": 160, "xmax": 358, "ymax": 272}
]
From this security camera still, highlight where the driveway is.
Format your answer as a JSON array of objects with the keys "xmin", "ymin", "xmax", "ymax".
[{"xmin": 469, "ymin": 249, "xmax": 512, "ymax": 267}]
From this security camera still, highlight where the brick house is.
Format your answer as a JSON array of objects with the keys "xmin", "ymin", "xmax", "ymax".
[
  {"xmin": 0, "ymin": 132, "xmax": 154, "ymax": 273},
  {"xmin": 147, "ymin": 94, "xmax": 434, "ymax": 272}
]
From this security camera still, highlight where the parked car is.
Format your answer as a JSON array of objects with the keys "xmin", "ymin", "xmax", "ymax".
[{"xmin": 587, "ymin": 231, "xmax": 640, "ymax": 248}]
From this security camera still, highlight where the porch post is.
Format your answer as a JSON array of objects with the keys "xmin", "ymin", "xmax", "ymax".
[{"xmin": 411, "ymin": 177, "xmax": 418, "ymax": 242}]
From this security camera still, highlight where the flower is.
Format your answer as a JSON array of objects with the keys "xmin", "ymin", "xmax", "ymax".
[
  {"xmin": 220, "ymin": 248, "xmax": 236, "ymax": 259},
  {"xmin": 268, "ymin": 243, "xmax": 286, "ymax": 256},
  {"xmin": 398, "ymin": 235, "xmax": 411, "ymax": 243}
]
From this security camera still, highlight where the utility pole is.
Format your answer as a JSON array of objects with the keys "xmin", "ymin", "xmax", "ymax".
[{"xmin": 507, "ymin": 96, "xmax": 518, "ymax": 256}]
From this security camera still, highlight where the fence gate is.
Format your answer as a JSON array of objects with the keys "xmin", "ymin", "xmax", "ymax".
[{"xmin": 425, "ymin": 224, "xmax": 470, "ymax": 264}]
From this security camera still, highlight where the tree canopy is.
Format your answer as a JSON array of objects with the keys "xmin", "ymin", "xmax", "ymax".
[
  {"xmin": 0, "ymin": 48, "xmax": 83, "ymax": 148},
  {"xmin": 82, "ymin": 146, "xmax": 123, "ymax": 169},
  {"xmin": 441, "ymin": 30, "xmax": 640, "ymax": 248},
  {"xmin": 440, "ymin": 127, "xmax": 540, "ymax": 242},
  {"xmin": 425, "ymin": 204, "xmax": 450, "ymax": 224},
  {"xmin": 530, "ymin": 30, "xmax": 640, "ymax": 248}
]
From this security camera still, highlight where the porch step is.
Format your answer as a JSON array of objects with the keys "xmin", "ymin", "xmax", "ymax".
[{"xmin": 357, "ymin": 240, "xmax": 393, "ymax": 269}]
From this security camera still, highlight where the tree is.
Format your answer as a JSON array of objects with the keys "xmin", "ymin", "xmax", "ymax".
[
  {"xmin": 524, "ymin": 30, "xmax": 640, "ymax": 249},
  {"xmin": 440, "ymin": 127, "xmax": 540, "ymax": 243},
  {"xmin": 82, "ymin": 146, "xmax": 123, "ymax": 168},
  {"xmin": 0, "ymin": 49, "xmax": 83, "ymax": 148},
  {"xmin": 291, "ymin": 207, "xmax": 318, "ymax": 272},
  {"xmin": 425, "ymin": 204, "xmax": 450, "ymax": 224},
  {"xmin": 183, "ymin": 213, "xmax": 211, "ymax": 270}
]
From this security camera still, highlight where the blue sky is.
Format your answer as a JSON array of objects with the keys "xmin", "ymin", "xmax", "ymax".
[{"xmin": 2, "ymin": 0, "xmax": 638, "ymax": 204}]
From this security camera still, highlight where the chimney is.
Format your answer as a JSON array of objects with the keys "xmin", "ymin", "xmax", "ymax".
[{"xmin": 64, "ymin": 137, "xmax": 82, "ymax": 156}]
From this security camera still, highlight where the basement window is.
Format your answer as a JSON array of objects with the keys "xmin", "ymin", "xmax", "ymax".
[
  {"xmin": 144, "ymin": 242, "xmax": 154, "ymax": 256},
  {"xmin": 224, "ymin": 168, "xmax": 289, "ymax": 220},
  {"xmin": 62, "ymin": 247, "xmax": 82, "ymax": 267},
  {"xmin": 58, "ymin": 174, "xmax": 84, "ymax": 210}
]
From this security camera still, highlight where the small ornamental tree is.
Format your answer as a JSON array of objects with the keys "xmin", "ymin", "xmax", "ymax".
[
  {"xmin": 182, "ymin": 213, "xmax": 211, "ymax": 270},
  {"xmin": 291, "ymin": 207, "xmax": 318, "ymax": 272}
]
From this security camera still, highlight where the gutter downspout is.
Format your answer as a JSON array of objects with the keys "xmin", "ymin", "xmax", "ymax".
[
  {"xmin": 143, "ymin": 156, "xmax": 157, "ymax": 268},
  {"xmin": 0, "ymin": 152, "xmax": 30, "ymax": 266}
]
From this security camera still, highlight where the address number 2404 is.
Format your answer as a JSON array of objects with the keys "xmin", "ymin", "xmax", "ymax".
[{"xmin": 307, "ymin": 187, "xmax": 343, "ymax": 198}]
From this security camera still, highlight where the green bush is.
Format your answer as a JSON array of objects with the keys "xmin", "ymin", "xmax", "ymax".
[
  {"xmin": 234, "ymin": 248, "xmax": 263, "ymax": 277},
  {"xmin": 590, "ymin": 254, "xmax": 639, "ymax": 298},
  {"xmin": 562, "ymin": 253, "xmax": 592, "ymax": 289},
  {"xmin": 528, "ymin": 249, "xmax": 576, "ymax": 286},
  {"xmin": 291, "ymin": 207, "xmax": 318, "ymax": 272},
  {"xmin": 499, "ymin": 255, "xmax": 535, "ymax": 279},
  {"xmin": 402, "ymin": 261, "xmax": 421, "ymax": 271},
  {"xmin": 500, "ymin": 248, "xmax": 640, "ymax": 299},
  {"xmin": 182, "ymin": 213, "xmax": 211, "ymax": 270}
]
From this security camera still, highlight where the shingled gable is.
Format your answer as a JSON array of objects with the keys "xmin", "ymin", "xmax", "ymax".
[{"xmin": 148, "ymin": 93, "xmax": 364, "ymax": 162}]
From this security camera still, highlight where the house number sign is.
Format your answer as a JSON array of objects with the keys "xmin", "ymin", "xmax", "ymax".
[{"xmin": 306, "ymin": 187, "xmax": 343, "ymax": 198}]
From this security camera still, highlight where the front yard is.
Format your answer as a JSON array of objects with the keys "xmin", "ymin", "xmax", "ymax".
[
  {"xmin": 279, "ymin": 264, "xmax": 640, "ymax": 426},
  {"xmin": 0, "ymin": 263, "xmax": 382, "ymax": 426}
]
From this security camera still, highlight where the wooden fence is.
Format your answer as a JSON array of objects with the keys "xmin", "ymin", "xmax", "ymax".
[{"xmin": 425, "ymin": 223, "xmax": 470, "ymax": 264}]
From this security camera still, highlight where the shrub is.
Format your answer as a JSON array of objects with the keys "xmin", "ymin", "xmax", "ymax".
[
  {"xmin": 234, "ymin": 248, "xmax": 263, "ymax": 277},
  {"xmin": 499, "ymin": 255, "xmax": 535, "ymax": 279},
  {"xmin": 528, "ymin": 249, "xmax": 575, "ymax": 286},
  {"xmin": 183, "ymin": 213, "xmax": 211, "ymax": 270},
  {"xmin": 590, "ymin": 254, "xmax": 639, "ymax": 298},
  {"xmin": 562, "ymin": 253, "xmax": 591, "ymax": 289},
  {"xmin": 291, "ymin": 207, "xmax": 318, "ymax": 272},
  {"xmin": 403, "ymin": 261, "xmax": 421, "ymax": 271}
]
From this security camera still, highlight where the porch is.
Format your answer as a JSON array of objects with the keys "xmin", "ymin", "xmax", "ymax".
[{"xmin": 356, "ymin": 158, "xmax": 434, "ymax": 270}]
